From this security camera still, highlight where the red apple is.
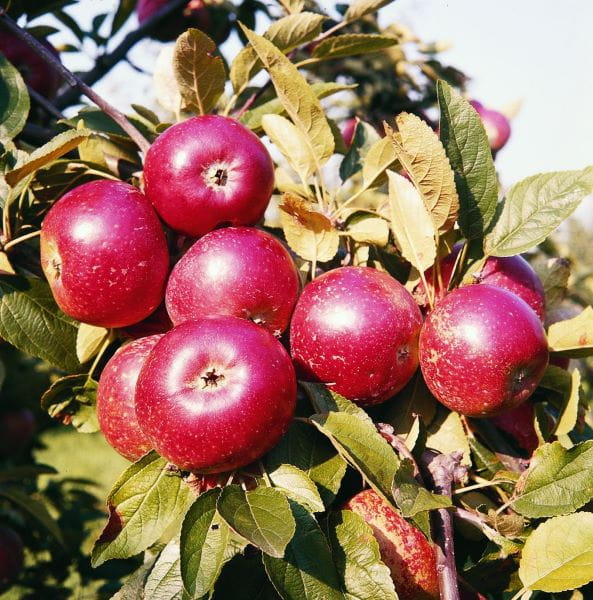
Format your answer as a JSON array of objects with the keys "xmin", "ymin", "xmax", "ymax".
[
  {"xmin": 341, "ymin": 117, "xmax": 358, "ymax": 148},
  {"xmin": 415, "ymin": 244, "xmax": 545, "ymax": 320},
  {"xmin": 470, "ymin": 100, "xmax": 511, "ymax": 153},
  {"xmin": 420, "ymin": 285, "xmax": 549, "ymax": 417},
  {"xmin": 0, "ymin": 409, "xmax": 35, "ymax": 456},
  {"xmin": 120, "ymin": 303, "xmax": 173, "ymax": 339},
  {"xmin": 0, "ymin": 28, "xmax": 61, "ymax": 97},
  {"xmin": 490, "ymin": 400, "xmax": 539, "ymax": 454},
  {"xmin": 343, "ymin": 489, "xmax": 439, "ymax": 600},
  {"xmin": 135, "ymin": 317, "xmax": 296, "ymax": 473},
  {"xmin": 143, "ymin": 116, "xmax": 274, "ymax": 237},
  {"xmin": 136, "ymin": 0, "xmax": 231, "ymax": 44},
  {"xmin": 290, "ymin": 266, "xmax": 422, "ymax": 406},
  {"xmin": 166, "ymin": 227, "xmax": 299, "ymax": 336},
  {"xmin": 97, "ymin": 335, "xmax": 162, "ymax": 461},
  {"xmin": 0, "ymin": 526, "xmax": 23, "ymax": 590},
  {"xmin": 40, "ymin": 180, "xmax": 169, "ymax": 328}
]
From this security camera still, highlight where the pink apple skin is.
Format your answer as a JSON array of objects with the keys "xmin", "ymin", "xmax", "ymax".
[
  {"xmin": 290, "ymin": 267, "xmax": 422, "ymax": 406},
  {"xmin": 420, "ymin": 285, "xmax": 549, "ymax": 417},
  {"xmin": 135, "ymin": 317, "xmax": 296, "ymax": 473},
  {"xmin": 143, "ymin": 116, "xmax": 275, "ymax": 237},
  {"xmin": 415, "ymin": 244, "xmax": 545, "ymax": 320},
  {"xmin": 97, "ymin": 335, "xmax": 162, "ymax": 461},
  {"xmin": 341, "ymin": 118, "xmax": 357, "ymax": 148},
  {"xmin": 40, "ymin": 180, "xmax": 169, "ymax": 328},
  {"xmin": 0, "ymin": 28, "xmax": 61, "ymax": 97},
  {"xmin": 0, "ymin": 527, "xmax": 23, "ymax": 590},
  {"xmin": 343, "ymin": 489, "xmax": 439, "ymax": 600},
  {"xmin": 166, "ymin": 227, "xmax": 299, "ymax": 335},
  {"xmin": 470, "ymin": 100, "xmax": 511, "ymax": 152},
  {"xmin": 490, "ymin": 400, "xmax": 539, "ymax": 454},
  {"xmin": 0, "ymin": 409, "xmax": 35, "ymax": 457}
]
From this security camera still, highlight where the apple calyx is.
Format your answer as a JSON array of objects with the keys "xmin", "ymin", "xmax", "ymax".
[{"xmin": 199, "ymin": 368, "xmax": 225, "ymax": 389}]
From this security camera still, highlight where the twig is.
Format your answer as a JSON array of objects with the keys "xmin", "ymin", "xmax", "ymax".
[
  {"xmin": 27, "ymin": 85, "xmax": 64, "ymax": 119},
  {"xmin": 54, "ymin": 0, "xmax": 188, "ymax": 109},
  {"xmin": 422, "ymin": 450, "xmax": 467, "ymax": 600},
  {"xmin": 377, "ymin": 422, "xmax": 424, "ymax": 483},
  {"xmin": 3, "ymin": 229, "xmax": 40, "ymax": 251},
  {"xmin": 0, "ymin": 12, "xmax": 151, "ymax": 155}
]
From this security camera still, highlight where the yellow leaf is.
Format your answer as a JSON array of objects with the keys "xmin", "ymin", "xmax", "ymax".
[
  {"xmin": 555, "ymin": 369, "xmax": 581, "ymax": 436},
  {"xmin": 346, "ymin": 214, "xmax": 389, "ymax": 246},
  {"xmin": 362, "ymin": 136, "xmax": 398, "ymax": 187},
  {"xmin": 76, "ymin": 323, "xmax": 109, "ymax": 364},
  {"xmin": 548, "ymin": 306, "xmax": 593, "ymax": 357}
]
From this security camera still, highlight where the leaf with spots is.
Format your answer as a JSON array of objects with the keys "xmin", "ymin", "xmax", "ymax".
[{"xmin": 548, "ymin": 306, "xmax": 593, "ymax": 357}]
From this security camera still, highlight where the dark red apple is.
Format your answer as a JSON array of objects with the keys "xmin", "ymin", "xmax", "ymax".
[
  {"xmin": 415, "ymin": 244, "xmax": 545, "ymax": 320},
  {"xmin": 166, "ymin": 227, "xmax": 299, "ymax": 335},
  {"xmin": 97, "ymin": 335, "xmax": 162, "ymax": 461},
  {"xmin": 341, "ymin": 117, "xmax": 358, "ymax": 148},
  {"xmin": 470, "ymin": 100, "xmax": 511, "ymax": 153},
  {"xmin": 343, "ymin": 489, "xmax": 439, "ymax": 600},
  {"xmin": 0, "ymin": 28, "xmax": 61, "ymax": 97},
  {"xmin": 419, "ymin": 285, "xmax": 549, "ymax": 417},
  {"xmin": 135, "ymin": 317, "xmax": 296, "ymax": 473},
  {"xmin": 40, "ymin": 180, "xmax": 169, "ymax": 328},
  {"xmin": 490, "ymin": 400, "xmax": 539, "ymax": 454},
  {"xmin": 143, "ymin": 115, "xmax": 274, "ymax": 237},
  {"xmin": 0, "ymin": 526, "xmax": 23, "ymax": 590},
  {"xmin": 120, "ymin": 303, "xmax": 173, "ymax": 339},
  {"xmin": 290, "ymin": 266, "xmax": 422, "ymax": 406},
  {"xmin": 136, "ymin": 0, "xmax": 231, "ymax": 44},
  {"xmin": 0, "ymin": 408, "xmax": 35, "ymax": 456}
]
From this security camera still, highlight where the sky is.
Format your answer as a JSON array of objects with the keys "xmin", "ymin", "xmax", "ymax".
[{"xmin": 41, "ymin": 0, "xmax": 593, "ymax": 193}]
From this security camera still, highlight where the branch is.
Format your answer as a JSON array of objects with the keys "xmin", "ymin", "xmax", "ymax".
[
  {"xmin": 0, "ymin": 12, "xmax": 151, "ymax": 154},
  {"xmin": 54, "ymin": 0, "xmax": 188, "ymax": 109},
  {"xmin": 27, "ymin": 85, "xmax": 64, "ymax": 119}
]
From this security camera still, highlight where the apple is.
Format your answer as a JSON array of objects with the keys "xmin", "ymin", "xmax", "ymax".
[
  {"xmin": 415, "ymin": 244, "xmax": 545, "ymax": 320},
  {"xmin": 490, "ymin": 400, "xmax": 539, "ymax": 454},
  {"xmin": 120, "ymin": 303, "xmax": 172, "ymax": 339},
  {"xmin": 143, "ymin": 115, "xmax": 275, "ymax": 237},
  {"xmin": 135, "ymin": 317, "xmax": 296, "ymax": 473},
  {"xmin": 0, "ymin": 28, "xmax": 61, "ymax": 97},
  {"xmin": 290, "ymin": 266, "xmax": 422, "ymax": 406},
  {"xmin": 166, "ymin": 227, "xmax": 299, "ymax": 336},
  {"xmin": 0, "ymin": 408, "xmax": 35, "ymax": 457},
  {"xmin": 470, "ymin": 100, "xmax": 511, "ymax": 153},
  {"xmin": 343, "ymin": 489, "xmax": 439, "ymax": 600},
  {"xmin": 0, "ymin": 526, "xmax": 23, "ymax": 590},
  {"xmin": 97, "ymin": 335, "xmax": 163, "ymax": 461},
  {"xmin": 341, "ymin": 117, "xmax": 358, "ymax": 148},
  {"xmin": 40, "ymin": 180, "xmax": 169, "ymax": 328},
  {"xmin": 136, "ymin": 0, "xmax": 231, "ymax": 44},
  {"xmin": 419, "ymin": 285, "xmax": 549, "ymax": 417}
]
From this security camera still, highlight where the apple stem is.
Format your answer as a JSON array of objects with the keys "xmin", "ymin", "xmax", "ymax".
[
  {"xmin": 0, "ymin": 12, "xmax": 151, "ymax": 155},
  {"xmin": 423, "ymin": 450, "xmax": 467, "ymax": 600},
  {"xmin": 376, "ymin": 422, "xmax": 424, "ymax": 483}
]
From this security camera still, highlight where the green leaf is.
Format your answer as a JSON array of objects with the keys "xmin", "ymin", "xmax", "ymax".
[
  {"xmin": 0, "ymin": 486, "xmax": 64, "ymax": 546},
  {"xmin": 5, "ymin": 128, "xmax": 91, "ymax": 186},
  {"xmin": 519, "ymin": 512, "xmax": 593, "ymax": 592},
  {"xmin": 263, "ymin": 501, "xmax": 344, "ymax": 600},
  {"xmin": 267, "ymin": 464, "xmax": 324, "ymax": 513},
  {"xmin": 548, "ymin": 306, "xmax": 593, "ymax": 357},
  {"xmin": 513, "ymin": 441, "xmax": 593, "ymax": 518},
  {"xmin": 266, "ymin": 421, "xmax": 347, "ymax": 506},
  {"xmin": 41, "ymin": 374, "xmax": 99, "ymax": 433},
  {"xmin": 111, "ymin": 0, "xmax": 136, "ymax": 36},
  {"xmin": 144, "ymin": 539, "xmax": 184, "ymax": 600},
  {"xmin": 76, "ymin": 322, "xmax": 109, "ymax": 364},
  {"xmin": 215, "ymin": 553, "xmax": 281, "ymax": 599},
  {"xmin": 310, "ymin": 411, "xmax": 399, "ymax": 504},
  {"xmin": 181, "ymin": 489, "xmax": 230, "ymax": 598},
  {"xmin": 437, "ymin": 80, "xmax": 498, "ymax": 240},
  {"xmin": 92, "ymin": 452, "xmax": 194, "ymax": 566},
  {"xmin": 426, "ymin": 405, "xmax": 471, "ymax": 465},
  {"xmin": 312, "ymin": 34, "xmax": 398, "ymax": 60},
  {"xmin": 0, "ymin": 53, "xmax": 29, "ymax": 140},
  {"xmin": 387, "ymin": 170, "xmax": 437, "ymax": 273},
  {"xmin": 484, "ymin": 166, "xmax": 593, "ymax": 256},
  {"xmin": 327, "ymin": 510, "xmax": 397, "ymax": 600},
  {"xmin": 112, "ymin": 557, "xmax": 159, "ymax": 600},
  {"xmin": 340, "ymin": 120, "xmax": 381, "ymax": 180},
  {"xmin": 345, "ymin": 0, "xmax": 395, "ymax": 21},
  {"xmin": 217, "ymin": 485, "xmax": 295, "ymax": 558},
  {"xmin": 302, "ymin": 382, "xmax": 371, "ymax": 418},
  {"xmin": 173, "ymin": 28, "xmax": 226, "ymax": 115},
  {"xmin": 0, "ymin": 276, "xmax": 79, "ymax": 371},
  {"xmin": 242, "ymin": 26, "xmax": 334, "ymax": 168}
]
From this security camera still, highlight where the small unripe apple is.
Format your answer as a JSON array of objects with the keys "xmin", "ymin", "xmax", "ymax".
[
  {"xmin": 0, "ymin": 409, "xmax": 35, "ymax": 456},
  {"xmin": 0, "ymin": 526, "xmax": 23, "ymax": 590},
  {"xmin": 290, "ymin": 266, "xmax": 422, "ymax": 406},
  {"xmin": 0, "ymin": 28, "xmax": 61, "ymax": 97},
  {"xmin": 40, "ymin": 180, "xmax": 169, "ymax": 328},
  {"xmin": 470, "ymin": 100, "xmax": 511, "ymax": 153},
  {"xmin": 490, "ymin": 400, "xmax": 539, "ymax": 454},
  {"xmin": 166, "ymin": 227, "xmax": 299, "ymax": 335},
  {"xmin": 143, "ymin": 116, "xmax": 275, "ymax": 237},
  {"xmin": 135, "ymin": 317, "xmax": 296, "ymax": 473},
  {"xmin": 420, "ymin": 285, "xmax": 549, "ymax": 417},
  {"xmin": 97, "ymin": 335, "xmax": 162, "ymax": 461},
  {"xmin": 415, "ymin": 244, "xmax": 545, "ymax": 320},
  {"xmin": 343, "ymin": 489, "xmax": 439, "ymax": 600}
]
